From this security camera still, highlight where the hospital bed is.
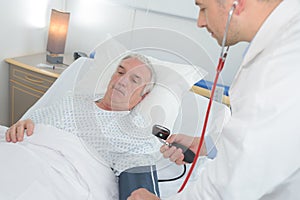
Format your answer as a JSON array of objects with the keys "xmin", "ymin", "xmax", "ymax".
[
  {"xmin": 0, "ymin": 71, "xmax": 230, "ymax": 199},
  {"xmin": 0, "ymin": 29, "xmax": 231, "ymax": 199}
]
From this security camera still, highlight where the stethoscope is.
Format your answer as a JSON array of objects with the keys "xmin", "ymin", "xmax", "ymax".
[{"xmin": 178, "ymin": 1, "xmax": 238, "ymax": 192}]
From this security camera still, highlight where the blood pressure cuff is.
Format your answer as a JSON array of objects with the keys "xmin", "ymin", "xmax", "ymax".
[{"xmin": 118, "ymin": 165, "xmax": 160, "ymax": 200}]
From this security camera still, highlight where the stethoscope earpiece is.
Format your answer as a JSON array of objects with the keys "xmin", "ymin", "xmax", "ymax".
[{"xmin": 233, "ymin": 1, "xmax": 239, "ymax": 7}]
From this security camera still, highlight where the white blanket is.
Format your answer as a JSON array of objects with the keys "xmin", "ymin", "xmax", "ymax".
[{"xmin": 0, "ymin": 124, "xmax": 118, "ymax": 200}]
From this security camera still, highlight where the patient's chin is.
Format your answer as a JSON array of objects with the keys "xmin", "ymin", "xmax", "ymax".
[{"xmin": 110, "ymin": 94, "xmax": 129, "ymax": 107}]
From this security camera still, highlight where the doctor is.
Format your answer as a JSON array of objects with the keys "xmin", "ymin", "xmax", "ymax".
[{"xmin": 128, "ymin": 0, "xmax": 300, "ymax": 199}]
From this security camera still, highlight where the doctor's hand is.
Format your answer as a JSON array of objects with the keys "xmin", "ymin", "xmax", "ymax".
[
  {"xmin": 127, "ymin": 188, "xmax": 160, "ymax": 200},
  {"xmin": 5, "ymin": 119, "xmax": 35, "ymax": 143},
  {"xmin": 160, "ymin": 134, "xmax": 205, "ymax": 165}
]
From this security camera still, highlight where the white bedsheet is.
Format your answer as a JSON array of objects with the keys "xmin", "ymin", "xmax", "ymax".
[{"xmin": 0, "ymin": 124, "xmax": 118, "ymax": 200}]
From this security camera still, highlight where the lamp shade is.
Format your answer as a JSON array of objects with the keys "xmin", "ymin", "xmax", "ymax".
[{"xmin": 46, "ymin": 9, "xmax": 70, "ymax": 54}]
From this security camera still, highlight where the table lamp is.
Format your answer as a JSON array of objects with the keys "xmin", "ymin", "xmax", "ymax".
[{"xmin": 46, "ymin": 9, "xmax": 70, "ymax": 64}]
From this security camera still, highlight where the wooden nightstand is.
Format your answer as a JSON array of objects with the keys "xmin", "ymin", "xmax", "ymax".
[{"xmin": 5, "ymin": 53, "xmax": 73, "ymax": 125}]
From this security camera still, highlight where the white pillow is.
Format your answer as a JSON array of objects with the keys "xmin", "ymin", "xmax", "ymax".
[
  {"xmin": 92, "ymin": 39, "xmax": 207, "ymax": 130},
  {"xmin": 133, "ymin": 56, "xmax": 207, "ymax": 129}
]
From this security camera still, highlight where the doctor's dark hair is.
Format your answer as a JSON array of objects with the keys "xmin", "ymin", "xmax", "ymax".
[{"xmin": 121, "ymin": 53, "xmax": 157, "ymax": 96}]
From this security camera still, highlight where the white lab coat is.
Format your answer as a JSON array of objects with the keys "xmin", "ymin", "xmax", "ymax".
[{"xmin": 165, "ymin": 0, "xmax": 300, "ymax": 199}]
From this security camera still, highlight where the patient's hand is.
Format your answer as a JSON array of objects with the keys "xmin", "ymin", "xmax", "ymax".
[
  {"xmin": 160, "ymin": 134, "xmax": 206, "ymax": 165},
  {"xmin": 5, "ymin": 119, "xmax": 35, "ymax": 143}
]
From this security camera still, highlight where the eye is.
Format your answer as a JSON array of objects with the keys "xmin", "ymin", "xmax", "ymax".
[
  {"xmin": 116, "ymin": 66, "xmax": 125, "ymax": 75},
  {"xmin": 131, "ymin": 75, "xmax": 141, "ymax": 84},
  {"xmin": 131, "ymin": 77, "xmax": 139, "ymax": 84}
]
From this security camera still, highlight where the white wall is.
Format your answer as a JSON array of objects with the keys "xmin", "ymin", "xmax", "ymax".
[
  {"xmin": 65, "ymin": 0, "xmax": 248, "ymax": 84},
  {"xmin": 64, "ymin": 0, "xmax": 135, "ymax": 54},
  {"xmin": 133, "ymin": 10, "xmax": 248, "ymax": 84},
  {"xmin": 0, "ymin": 0, "xmax": 64, "ymax": 126}
]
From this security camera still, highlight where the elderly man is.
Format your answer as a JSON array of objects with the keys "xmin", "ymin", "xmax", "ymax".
[
  {"xmin": 4, "ymin": 54, "xmax": 160, "ymax": 200},
  {"xmin": 128, "ymin": 0, "xmax": 300, "ymax": 199}
]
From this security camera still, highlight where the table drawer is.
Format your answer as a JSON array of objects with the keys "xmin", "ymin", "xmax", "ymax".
[{"xmin": 10, "ymin": 65, "xmax": 56, "ymax": 92}]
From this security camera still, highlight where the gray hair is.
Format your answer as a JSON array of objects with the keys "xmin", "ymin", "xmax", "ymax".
[{"xmin": 121, "ymin": 53, "xmax": 156, "ymax": 96}]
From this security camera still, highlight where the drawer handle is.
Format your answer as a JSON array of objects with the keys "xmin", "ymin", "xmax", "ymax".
[{"xmin": 24, "ymin": 75, "xmax": 44, "ymax": 84}]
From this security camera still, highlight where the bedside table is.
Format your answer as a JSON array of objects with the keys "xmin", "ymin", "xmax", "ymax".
[{"xmin": 5, "ymin": 53, "xmax": 73, "ymax": 125}]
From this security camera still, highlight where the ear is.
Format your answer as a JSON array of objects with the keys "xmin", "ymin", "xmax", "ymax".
[{"xmin": 234, "ymin": 0, "xmax": 245, "ymax": 15}]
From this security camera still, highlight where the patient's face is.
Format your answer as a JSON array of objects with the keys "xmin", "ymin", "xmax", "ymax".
[{"xmin": 104, "ymin": 57, "xmax": 151, "ymax": 111}]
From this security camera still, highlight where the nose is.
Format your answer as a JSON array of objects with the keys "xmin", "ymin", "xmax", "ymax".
[
  {"xmin": 197, "ymin": 11, "xmax": 207, "ymax": 28},
  {"xmin": 117, "ymin": 76, "xmax": 129, "ymax": 87}
]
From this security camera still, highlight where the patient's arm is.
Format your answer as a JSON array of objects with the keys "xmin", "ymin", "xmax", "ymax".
[
  {"xmin": 5, "ymin": 119, "xmax": 35, "ymax": 143},
  {"xmin": 160, "ymin": 134, "xmax": 206, "ymax": 165}
]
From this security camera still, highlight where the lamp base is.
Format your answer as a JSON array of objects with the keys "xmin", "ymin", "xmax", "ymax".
[{"xmin": 46, "ymin": 54, "xmax": 63, "ymax": 64}]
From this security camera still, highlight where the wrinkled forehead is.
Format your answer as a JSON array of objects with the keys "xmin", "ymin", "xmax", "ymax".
[{"xmin": 119, "ymin": 57, "xmax": 152, "ymax": 81}]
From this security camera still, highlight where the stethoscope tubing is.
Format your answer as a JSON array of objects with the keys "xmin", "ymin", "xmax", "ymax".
[{"xmin": 178, "ymin": 3, "xmax": 237, "ymax": 193}]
